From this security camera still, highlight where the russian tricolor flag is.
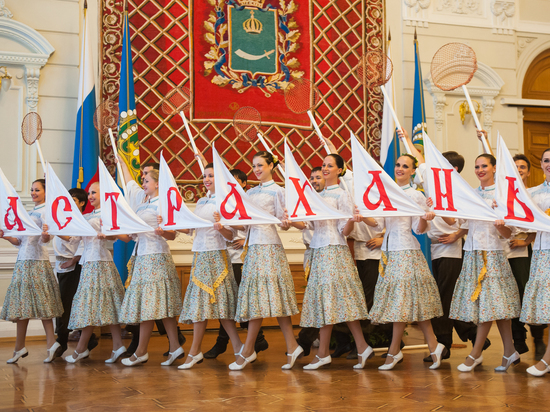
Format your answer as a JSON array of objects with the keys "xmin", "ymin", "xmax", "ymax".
[{"xmin": 71, "ymin": 3, "xmax": 99, "ymax": 211}]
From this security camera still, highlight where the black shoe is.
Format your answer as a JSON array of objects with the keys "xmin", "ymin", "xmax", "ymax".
[
  {"xmin": 178, "ymin": 328, "xmax": 186, "ymax": 346},
  {"xmin": 54, "ymin": 343, "xmax": 67, "ymax": 359},
  {"xmin": 514, "ymin": 340, "xmax": 529, "ymax": 355},
  {"xmin": 254, "ymin": 335, "xmax": 269, "ymax": 353},
  {"xmin": 346, "ymin": 346, "xmax": 358, "ymax": 360},
  {"xmin": 535, "ymin": 339, "xmax": 547, "ymax": 361},
  {"xmin": 126, "ymin": 337, "xmax": 139, "ymax": 356},
  {"xmin": 87, "ymin": 333, "xmax": 99, "ymax": 352},
  {"xmin": 482, "ymin": 338, "xmax": 491, "ymax": 351},
  {"xmin": 204, "ymin": 339, "xmax": 228, "ymax": 359},
  {"xmin": 423, "ymin": 347, "xmax": 451, "ymax": 362},
  {"xmin": 296, "ymin": 339, "xmax": 312, "ymax": 357},
  {"xmin": 332, "ymin": 343, "xmax": 352, "ymax": 358}
]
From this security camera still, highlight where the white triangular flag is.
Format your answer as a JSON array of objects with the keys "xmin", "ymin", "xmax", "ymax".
[
  {"xmin": 159, "ymin": 153, "xmax": 212, "ymax": 230},
  {"xmin": 0, "ymin": 167, "xmax": 42, "ymax": 236},
  {"xmin": 45, "ymin": 163, "xmax": 97, "ymax": 236},
  {"xmin": 285, "ymin": 140, "xmax": 351, "ymax": 221},
  {"xmin": 495, "ymin": 133, "xmax": 550, "ymax": 232},
  {"xmin": 213, "ymin": 145, "xmax": 281, "ymax": 226},
  {"xmin": 98, "ymin": 158, "xmax": 153, "ymax": 234},
  {"xmin": 423, "ymin": 133, "xmax": 497, "ymax": 221},
  {"xmin": 351, "ymin": 131, "xmax": 425, "ymax": 217}
]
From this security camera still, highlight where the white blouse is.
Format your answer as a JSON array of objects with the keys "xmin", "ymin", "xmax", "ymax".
[
  {"xmin": 14, "ymin": 204, "xmax": 49, "ymax": 261},
  {"xmin": 73, "ymin": 209, "xmax": 114, "ymax": 263},
  {"xmin": 126, "ymin": 180, "xmax": 146, "ymax": 210},
  {"xmin": 53, "ymin": 236, "xmax": 82, "ymax": 273},
  {"xmin": 428, "ymin": 217, "xmax": 464, "ymax": 260},
  {"xmin": 191, "ymin": 194, "xmax": 233, "ymax": 252},
  {"xmin": 382, "ymin": 184, "xmax": 429, "ymax": 252},
  {"xmin": 226, "ymin": 228, "xmax": 246, "ymax": 263},
  {"xmin": 247, "ymin": 181, "xmax": 285, "ymax": 246},
  {"xmin": 461, "ymin": 185, "xmax": 506, "ymax": 252},
  {"xmin": 134, "ymin": 197, "xmax": 171, "ymax": 256},
  {"xmin": 354, "ymin": 219, "xmax": 385, "ymax": 261},
  {"xmin": 529, "ymin": 181, "xmax": 550, "ymax": 251},
  {"xmin": 309, "ymin": 184, "xmax": 353, "ymax": 249}
]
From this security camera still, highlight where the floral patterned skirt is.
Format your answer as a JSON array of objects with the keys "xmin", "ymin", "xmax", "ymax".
[
  {"xmin": 521, "ymin": 250, "xmax": 550, "ymax": 325},
  {"xmin": 235, "ymin": 244, "xmax": 299, "ymax": 323},
  {"xmin": 369, "ymin": 250, "xmax": 443, "ymax": 323},
  {"xmin": 300, "ymin": 245, "xmax": 369, "ymax": 328},
  {"xmin": 1, "ymin": 260, "xmax": 63, "ymax": 322},
  {"xmin": 180, "ymin": 250, "xmax": 238, "ymax": 324},
  {"xmin": 119, "ymin": 253, "xmax": 182, "ymax": 324},
  {"xmin": 68, "ymin": 261, "xmax": 125, "ymax": 329},
  {"xmin": 450, "ymin": 250, "xmax": 520, "ymax": 324}
]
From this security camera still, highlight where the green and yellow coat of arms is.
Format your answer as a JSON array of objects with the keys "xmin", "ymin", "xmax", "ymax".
[{"xmin": 203, "ymin": 0, "xmax": 303, "ymax": 97}]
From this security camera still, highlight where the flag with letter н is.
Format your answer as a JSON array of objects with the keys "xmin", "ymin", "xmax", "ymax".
[
  {"xmin": 284, "ymin": 140, "xmax": 351, "ymax": 221},
  {"xmin": 0, "ymin": 167, "xmax": 41, "ymax": 236},
  {"xmin": 423, "ymin": 133, "xmax": 497, "ymax": 221},
  {"xmin": 350, "ymin": 132, "xmax": 425, "ymax": 217},
  {"xmin": 212, "ymin": 145, "xmax": 280, "ymax": 226},
  {"xmin": 495, "ymin": 133, "xmax": 550, "ymax": 232},
  {"xmin": 45, "ymin": 163, "xmax": 96, "ymax": 236},
  {"xmin": 158, "ymin": 153, "xmax": 212, "ymax": 230}
]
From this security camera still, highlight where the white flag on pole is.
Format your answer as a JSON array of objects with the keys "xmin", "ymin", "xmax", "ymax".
[
  {"xmin": 423, "ymin": 133, "xmax": 497, "ymax": 221},
  {"xmin": 284, "ymin": 140, "xmax": 350, "ymax": 221},
  {"xmin": 351, "ymin": 131, "xmax": 425, "ymax": 217},
  {"xmin": 213, "ymin": 145, "xmax": 281, "ymax": 226},
  {"xmin": 0, "ymin": 167, "xmax": 42, "ymax": 236},
  {"xmin": 98, "ymin": 158, "xmax": 153, "ymax": 234},
  {"xmin": 45, "ymin": 163, "xmax": 97, "ymax": 236},
  {"xmin": 158, "ymin": 153, "xmax": 212, "ymax": 230}
]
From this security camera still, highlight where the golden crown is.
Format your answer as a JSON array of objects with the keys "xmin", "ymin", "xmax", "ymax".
[
  {"xmin": 238, "ymin": 0, "xmax": 265, "ymax": 8},
  {"xmin": 243, "ymin": 10, "xmax": 262, "ymax": 34}
]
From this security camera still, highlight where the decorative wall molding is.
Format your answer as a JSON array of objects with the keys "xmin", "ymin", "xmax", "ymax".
[
  {"xmin": 436, "ymin": 0, "xmax": 483, "ymax": 15},
  {"xmin": 490, "ymin": 0, "xmax": 515, "ymax": 35},
  {"xmin": 403, "ymin": 0, "xmax": 431, "ymax": 27},
  {"xmin": 517, "ymin": 35, "xmax": 537, "ymax": 56},
  {"xmin": 0, "ymin": 0, "xmax": 12, "ymax": 19},
  {"xmin": 25, "ymin": 66, "xmax": 40, "ymax": 111}
]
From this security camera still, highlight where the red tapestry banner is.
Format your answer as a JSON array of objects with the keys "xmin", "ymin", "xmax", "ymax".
[{"xmin": 191, "ymin": 0, "xmax": 313, "ymax": 128}]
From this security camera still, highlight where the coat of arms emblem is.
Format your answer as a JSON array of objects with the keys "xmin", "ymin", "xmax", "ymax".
[{"xmin": 203, "ymin": 0, "xmax": 303, "ymax": 97}]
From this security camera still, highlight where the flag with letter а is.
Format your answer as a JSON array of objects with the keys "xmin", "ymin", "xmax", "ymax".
[
  {"xmin": 0, "ymin": 167, "xmax": 41, "ymax": 236},
  {"xmin": 45, "ymin": 163, "xmax": 96, "ymax": 237},
  {"xmin": 98, "ymin": 159, "xmax": 153, "ymax": 235},
  {"xmin": 284, "ymin": 140, "xmax": 350, "ymax": 222},
  {"xmin": 158, "ymin": 153, "xmax": 212, "ymax": 230},
  {"xmin": 228, "ymin": 4, "xmax": 278, "ymax": 76},
  {"xmin": 350, "ymin": 132, "xmax": 425, "ymax": 217},
  {"xmin": 495, "ymin": 133, "xmax": 550, "ymax": 232},
  {"xmin": 212, "ymin": 145, "xmax": 280, "ymax": 226},
  {"xmin": 423, "ymin": 133, "xmax": 497, "ymax": 222}
]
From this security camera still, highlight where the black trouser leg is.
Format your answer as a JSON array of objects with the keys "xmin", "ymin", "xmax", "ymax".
[
  {"xmin": 56, "ymin": 264, "xmax": 82, "ymax": 348},
  {"xmin": 509, "ymin": 257, "xmax": 531, "ymax": 342}
]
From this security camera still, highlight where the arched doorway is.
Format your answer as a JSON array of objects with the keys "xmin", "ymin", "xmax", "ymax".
[{"xmin": 523, "ymin": 49, "xmax": 550, "ymax": 188}]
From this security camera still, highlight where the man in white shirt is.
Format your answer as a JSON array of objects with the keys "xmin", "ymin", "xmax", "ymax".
[
  {"xmin": 509, "ymin": 154, "xmax": 546, "ymax": 359},
  {"xmin": 204, "ymin": 168, "xmax": 269, "ymax": 358}
]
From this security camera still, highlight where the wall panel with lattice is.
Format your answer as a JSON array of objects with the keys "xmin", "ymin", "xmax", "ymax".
[{"xmin": 100, "ymin": 0, "xmax": 384, "ymax": 201}]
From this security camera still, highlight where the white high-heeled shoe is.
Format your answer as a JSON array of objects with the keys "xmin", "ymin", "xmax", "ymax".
[
  {"xmin": 378, "ymin": 351, "xmax": 403, "ymax": 370},
  {"xmin": 105, "ymin": 346, "xmax": 127, "ymax": 364},
  {"xmin": 282, "ymin": 345, "xmax": 304, "ymax": 370},
  {"xmin": 179, "ymin": 352, "xmax": 204, "ymax": 370},
  {"xmin": 228, "ymin": 351, "xmax": 257, "ymax": 371},
  {"xmin": 457, "ymin": 354, "xmax": 483, "ymax": 372},
  {"xmin": 65, "ymin": 349, "xmax": 90, "ymax": 364},
  {"xmin": 353, "ymin": 346, "xmax": 374, "ymax": 369},
  {"xmin": 429, "ymin": 343, "xmax": 448, "ymax": 370},
  {"xmin": 121, "ymin": 353, "xmax": 149, "ymax": 366},
  {"xmin": 161, "ymin": 347, "xmax": 185, "ymax": 366},
  {"xmin": 527, "ymin": 359, "xmax": 550, "ymax": 377},
  {"xmin": 44, "ymin": 342, "xmax": 62, "ymax": 363},
  {"xmin": 303, "ymin": 355, "xmax": 332, "ymax": 370},
  {"xmin": 7, "ymin": 347, "xmax": 28, "ymax": 364},
  {"xmin": 495, "ymin": 351, "xmax": 520, "ymax": 372}
]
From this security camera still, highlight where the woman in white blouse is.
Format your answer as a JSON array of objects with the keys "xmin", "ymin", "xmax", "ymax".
[
  {"xmin": 289, "ymin": 154, "xmax": 375, "ymax": 370},
  {"xmin": 117, "ymin": 168, "xmax": 183, "ymax": 367},
  {"xmin": 449, "ymin": 153, "xmax": 520, "ymax": 372},
  {"xmin": 231, "ymin": 151, "xmax": 301, "ymax": 370},
  {"xmin": 50, "ymin": 182, "xmax": 126, "ymax": 363},
  {"xmin": 520, "ymin": 148, "xmax": 550, "ymax": 376},
  {"xmin": 177, "ymin": 163, "xmax": 243, "ymax": 369},
  {"xmin": 1, "ymin": 179, "xmax": 63, "ymax": 364},
  {"xmin": 367, "ymin": 153, "xmax": 445, "ymax": 370}
]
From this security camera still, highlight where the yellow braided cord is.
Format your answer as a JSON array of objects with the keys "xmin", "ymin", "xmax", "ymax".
[
  {"xmin": 378, "ymin": 251, "xmax": 388, "ymax": 277},
  {"xmin": 470, "ymin": 251, "xmax": 488, "ymax": 302},
  {"xmin": 304, "ymin": 260, "xmax": 311, "ymax": 281},
  {"xmin": 240, "ymin": 244, "xmax": 249, "ymax": 262},
  {"xmin": 124, "ymin": 256, "xmax": 136, "ymax": 289},
  {"xmin": 546, "ymin": 208, "xmax": 550, "ymax": 216},
  {"xmin": 191, "ymin": 251, "xmax": 230, "ymax": 304}
]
